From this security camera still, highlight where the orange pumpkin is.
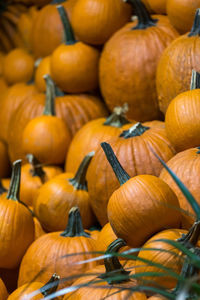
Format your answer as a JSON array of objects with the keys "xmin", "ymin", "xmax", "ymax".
[
  {"xmin": 51, "ymin": 5, "xmax": 100, "ymax": 93},
  {"xmin": 0, "ymin": 278, "xmax": 8, "ymax": 300},
  {"xmin": 3, "ymin": 48, "xmax": 34, "ymax": 85},
  {"xmin": 148, "ymin": 296, "xmax": 168, "ymax": 300},
  {"xmin": 65, "ymin": 104, "xmax": 131, "ymax": 173},
  {"xmin": 99, "ymin": 0, "xmax": 179, "ymax": 121},
  {"xmin": 87, "ymin": 122, "xmax": 175, "ymax": 225},
  {"xmin": 34, "ymin": 152, "xmax": 95, "ymax": 231},
  {"xmin": 156, "ymin": 10, "xmax": 200, "ymax": 114},
  {"xmin": 33, "ymin": 214, "xmax": 46, "ymax": 240},
  {"xmin": 8, "ymin": 274, "xmax": 60, "ymax": 300},
  {"xmin": 0, "ymin": 160, "xmax": 34, "ymax": 269},
  {"xmin": 101, "ymin": 142, "xmax": 181, "ymax": 247},
  {"xmin": 71, "ymin": 0, "xmax": 132, "ymax": 45},
  {"xmin": 35, "ymin": 56, "xmax": 51, "ymax": 92},
  {"xmin": 18, "ymin": 207, "xmax": 98, "ymax": 289}
]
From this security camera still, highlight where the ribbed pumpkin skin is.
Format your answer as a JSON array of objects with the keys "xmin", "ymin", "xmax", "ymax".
[
  {"xmin": 8, "ymin": 282, "xmax": 44, "ymax": 300},
  {"xmin": 87, "ymin": 125, "xmax": 175, "ymax": 226},
  {"xmin": 166, "ymin": 0, "xmax": 200, "ymax": 34},
  {"xmin": 0, "ymin": 140, "xmax": 10, "ymax": 178},
  {"xmin": 145, "ymin": 0, "xmax": 166, "ymax": 14},
  {"xmin": 0, "ymin": 278, "xmax": 8, "ymax": 300},
  {"xmin": 135, "ymin": 229, "xmax": 187, "ymax": 289},
  {"xmin": 165, "ymin": 90, "xmax": 200, "ymax": 152},
  {"xmin": 156, "ymin": 35, "xmax": 200, "ymax": 114},
  {"xmin": 32, "ymin": 0, "xmax": 77, "ymax": 58},
  {"xmin": 18, "ymin": 232, "xmax": 97, "ymax": 289},
  {"xmin": 160, "ymin": 148, "xmax": 200, "ymax": 228},
  {"xmin": 71, "ymin": 0, "xmax": 132, "ymax": 45},
  {"xmin": 99, "ymin": 16, "xmax": 179, "ymax": 121},
  {"xmin": 0, "ymin": 83, "xmax": 37, "ymax": 143},
  {"xmin": 108, "ymin": 175, "xmax": 181, "ymax": 247},
  {"xmin": 35, "ymin": 56, "xmax": 51, "ymax": 92}
]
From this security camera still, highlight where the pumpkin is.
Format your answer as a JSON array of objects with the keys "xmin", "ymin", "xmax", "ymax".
[
  {"xmin": 51, "ymin": 5, "xmax": 100, "ymax": 93},
  {"xmin": 33, "ymin": 214, "xmax": 46, "ymax": 240},
  {"xmin": 165, "ymin": 70, "xmax": 200, "ymax": 152},
  {"xmin": 34, "ymin": 152, "xmax": 96, "ymax": 231},
  {"xmin": 87, "ymin": 122, "xmax": 175, "ymax": 225},
  {"xmin": 35, "ymin": 56, "xmax": 51, "ymax": 92},
  {"xmin": 8, "ymin": 274, "xmax": 60, "ymax": 300},
  {"xmin": 18, "ymin": 207, "xmax": 98, "ymax": 289},
  {"xmin": 0, "ymin": 140, "xmax": 10, "ymax": 178},
  {"xmin": 65, "ymin": 104, "xmax": 131, "ymax": 173},
  {"xmin": 71, "ymin": 0, "xmax": 132, "ymax": 45},
  {"xmin": 166, "ymin": 0, "xmax": 200, "ymax": 34},
  {"xmin": 99, "ymin": 0, "xmax": 179, "ymax": 121},
  {"xmin": 143, "ymin": 0, "xmax": 166, "ymax": 14},
  {"xmin": 0, "ymin": 278, "xmax": 8, "ymax": 300},
  {"xmin": 32, "ymin": 0, "xmax": 77, "ymax": 58},
  {"xmin": 63, "ymin": 239, "xmax": 146, "ymax": 300},
  {"xmin": 101, "ymin": 142, "xmax": 181, "ymax": 247},
  {"xmin": 3, "ymin": 48, "xmax": 34, "ymax": 85},
  {"xmin": 148, "ymin": 296, "xmax": 167, "ymax": 300},
  {"xmin": 0, "ymin": 160, "xmax": 34, "ymax": 269},
  {"xmin": 0, "ymin": 83, "xmax": 37, "ymax": 143},
  {"xmin": 156, "ymin": 10, "xmax": 200, "ymax": 114},
  {"xmin": 20, "ymin": 154, "xmax": 63, "ymax": 206}
]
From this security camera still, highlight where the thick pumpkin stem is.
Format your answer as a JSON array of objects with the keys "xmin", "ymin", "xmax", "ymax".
[
  {"xmin": 6, "ymin": 160, "xmax": 21, "ymax": 201},
  {"xmin": 40, "ymin": 273, "xmax": 60, "ymax": 296},
  {"xmin": 26, "ymin": 154, "xmax": 46, "ymax": 183},
  {"xmin": 103, "ymin": 103, "xmax": 130, "ymax": 128},
  {"xmin": 99, "ymin": 238, "xmax": 130, "ymax": 284},
  {"xmin": 0, "ymin": 180, "xmax": 7, "ymax": 195},
  {"xmin": 124, "ymin": 0, "xmax": 157, "ymax": 30},
  {"xmin": 69, "ymin": 151, "xmax": 95, "ymax": 191},
  {"xmin": 188, "ymin": 9, "xmax": 200, "ymax": 37},
  {"xmin": 57, "ymin": 5, "xmax": 76, "ymax": 45},
  {"xmin": 101, "ymin": 142, "xmax": 130, "ymax": 185},
  {"xmin": 43, "ymin": 74, "xmax": 56, "ymax": 116},
  {"xmin": 120, "ymin": 122, "xmax": 150, "ymax": 139},
  {"xmin": 178, "ymin": 221, "xmax": 200, "ymax": 248},
  {"xmin": 190, "ymin": 70, "xmax": 200, "ymax": 90},
  {"xmin": 60, "ymin": 207, "xmax": 90, "ymax": 237}
]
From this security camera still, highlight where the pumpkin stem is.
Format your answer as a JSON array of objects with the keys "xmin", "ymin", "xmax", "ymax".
[
  {"xmin": 190, "ymin": 70, "xmax": 200, "ymax": 90},
  {"xmin": 26, "ymin": 154, "xmax": 46, "ymax": 184},
  {"xmin": 99, "ymin": 238, "xmax": 130, "ymax": 284},
  {"xmin": 69, "ymin": 151, "xmax": 95, "ymax": 191},
  {"xmin": 57, "ymin": 5, "xmax": 76, "ymax": 45},
  {"xmin": 60, "ymin": 207, "xmax": 90, "ymax": 237},
  {"xmin": 6, "ymin": 160, "xmax": 21, "ymax": 201},
  {"xmin": 101, "ymin": 142, "xmax": 130, "ymax": 185},
  {"xmin": 40, "ymin": 273, "xmax": 60, "ymax": 296},
  {"xmin": 188, "ymin": 9, "xmax": 200, "ymax": 37},
  {"xmin": 178, "ymin": 221, "xmax": 200, "ymax": 248},
  {"xmin": 124, "ymin": 0, "xmax": 157, "ymax": 30},
  {"xmin": 43, "ymin": 74, "xmax": 56, "ymax": 116},
  {"xmin": 103, "ymin": 103, "xmax": 130, "ymax": 128},
  {"xmin": 0, "ymin": 180, "xmax": 7, "ymax": 195},
  {"xmin": 120, "ymin": 122, "xmax": 150, "ymax": 139}
]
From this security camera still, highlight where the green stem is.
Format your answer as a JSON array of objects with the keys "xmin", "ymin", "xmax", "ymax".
[
  {"xmin": 99, "ymin": 238, "xmax": 130, "ymax": 285},
  {"xmin": 120, "ymin": 122, "xmax": 150, "ymax": 139},
  {"xmin": 57, "ymin": 5, "xmax": 76, "ymax": 45},
  {"xmin": 6, "ymin": 160, "xmax": 21, "ymax": 201},
  {"xmin": 40, "ymin": 273, "xmax": 60, "ymax": 296},
  {"xmin": 101, "ymin": 142, "xmax": 130, "ymax": 185},
  {"xmin": 69, "ymin": 151, "xmax": 94, "ymax": 191},
  {"xmin": 0, "ymin": 180, "xmax": 7, "ymax": 195},
  {"xmin": 43, "ymin": 74, "xmax": 56, "ymax": 116},
  {"xmin": 125, "ymin": 0, "xmax": 157, "ymax": 30},
  {"xmin": 26, "ymin": 154, "xmax": 46, "ymax": 184},
  {"xmin": 178, "ymin": 221, "xmax": 200, "ymax": 248},
  {"xmin": 60, "ymin": 207, "xmax": 90, "ymax": 237},
  {"xmin": 190, "ymin": 70, "xmax": 200, "ymax": 90},
  {"xmin": 188, "ymin": 9, "xmax": 200, "ymax": 37},
  {"xmin": 103, "ymin": 103, "xmax": 130, "ymax": 128}
]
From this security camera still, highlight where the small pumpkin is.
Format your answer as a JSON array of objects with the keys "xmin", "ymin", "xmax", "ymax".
[
  {"xmin": 71, "ymin": 0, "xmax": 132, "ymax": 45},
  {"xmin": 8, "ymin": 274, "xmax": 60, "ymax": 300},
  {"xmin": 18, "ymin": 207, "xmax": 98, "ymax": 289},
  {"xmin": 22, "ymin": 75, "xmax": 71, "ymax": 165},
  {"xmin": 34, "ymin": 152, "xmax": 95, "ymax": 231},
  {"xmin": 51, "ymin": 5, "xmax": 100, "ymax": 93},
  {"xmin": 99, "ymin": 0, "xmax": 179, "ymax": 121},
  {"xmin": 156, "ymin": 10, "xmax": 200, "ymax": 114},
  {"xmin": 35, "ymin": 56, "xmax": 51, "ymax": 92},
  {"xmin": 101, "ymin": 142, "xmax": 181, "ymax": 247},
  {"xmin": 0, "ymin": 160, "xmax": 34, "ymax": 269},
  {"xmin": 3, "ymin": 48, "xmax": 34, "ymax": 85},
  {"xmin": 0, "ymin": 278, "xmax": 8, "ymax": 300}
]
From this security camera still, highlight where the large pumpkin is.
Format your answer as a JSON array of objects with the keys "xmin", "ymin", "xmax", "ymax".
[{"xmin": 99, "ymin": 0, "xmax": 179, "ymax": 121}]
